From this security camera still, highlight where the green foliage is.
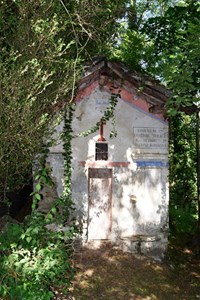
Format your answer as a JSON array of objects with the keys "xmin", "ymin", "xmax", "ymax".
[
  {"xmin": 112, "ymin": 27, "xmax": 149, "ymax": 71},
  {"xmin": 169, "ymin": 113, "xmax": 199, "ymax": 233},
  {"xmin": 0, "ymin": 107, "xmax": 78, "ymax": 299},
  {"xmin": 0, "ymin": 0, "xmax": 127, "ymax": 193},
  {"xmin": 169, "ymin": 205, "xmax": 197, "ymax": 234},
  {"xmin": 169, "ymin": 114, "xmax": 197, "ymax": 207},
  {"xmin": 111, "ymin": 0, "xmax": 179, "ymax": 71},
  {"xmin": 0, "ymin": 153, "xmax": 77, "ymax": 299},
  {"xmin": 142, "ymin": 0, "xmax": 200, "ymax": 111},
  {"xmin": 113, "ymin": 1, "xmax": 200, "ymax": 111},
  {"xmin": 58, "ymin": 105, "xmax": 75, "ymax": 221},
  {"xmin": 0, "ymin": 212, "xmax": 76, "ymax": 300},
  {"xmin": 31, "ymin": 165, "xmax": 54, "ymax": 211}
]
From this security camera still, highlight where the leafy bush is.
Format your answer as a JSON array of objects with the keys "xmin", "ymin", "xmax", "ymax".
[
  {"xmin": 169, "ymin": 204, "xmax": 198, "ymax": 235},
  {"xmin": 0, "ymin": 211, "xmax": 76, "ymax": 300}
]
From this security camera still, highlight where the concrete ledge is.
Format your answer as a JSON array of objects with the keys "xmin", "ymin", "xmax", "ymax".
[{"xmin": 122, "ymin": 234, "xmax": 161, "ymax": 242}]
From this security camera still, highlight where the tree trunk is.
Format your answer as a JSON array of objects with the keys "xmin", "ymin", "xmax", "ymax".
[{"xmin": 196, "ymin": 109, "xmax": 200, "ymax": 231}]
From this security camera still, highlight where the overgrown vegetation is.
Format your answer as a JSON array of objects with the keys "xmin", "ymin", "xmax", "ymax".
[
  {"xmin": 0, "ymin": 213, "xmax": 76, "ymax": 300},
  {"xmin": 0, "ymin": 0, "xmax": 200, "ymax": 298},
  {"xmin": 0, "ymin": 104, "xmax": 78, "ymax": 299},
  {"xmin": 0, "ymin": 1, "xmax": 128, "ymax": 297},
  {"xmin": 0, "ymin": 0, "xmax": 127, "ymax": 193},
  {"xmin": 169, "ymin": 114, "xmax": 198, "ymax": 234}
]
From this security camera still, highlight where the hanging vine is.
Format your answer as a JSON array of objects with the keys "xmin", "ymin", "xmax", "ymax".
[
  {"xmin": 74, "ymin": 87, "xmax": 121, "ymax": 138},
  {"xmin": 58, "ymin": 104, "xmax": 76, "ymax": 222},
  {"xmin": 31, "ymin": 145, "xmax": 54, "ymax": 211}
]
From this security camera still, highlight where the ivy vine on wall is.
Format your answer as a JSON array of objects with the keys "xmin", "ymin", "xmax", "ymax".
[{"xmin": 74, "ymin": 86, "xmax": 121, "ymax": 139}]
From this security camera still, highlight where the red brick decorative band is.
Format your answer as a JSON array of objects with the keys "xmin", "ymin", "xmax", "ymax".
[{"xmin": 79, "ymin": 161, "xmax": 130, "ymax": 167}]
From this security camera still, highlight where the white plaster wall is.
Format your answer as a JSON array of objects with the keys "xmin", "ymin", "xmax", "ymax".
[
  {"xmin": 44, "ymin": 85, "xmax": 169, "ymax": 256},
  {"xmin": 72, "ymin": 88, "xmax": 168, "ymax": 161},
  {"xmin": 111, "ymin": 167, "xmax": 168, "ymax": 239},
  {"xmin": 71, "ymin": 86, "xmax": 169, "ymax": 243}
]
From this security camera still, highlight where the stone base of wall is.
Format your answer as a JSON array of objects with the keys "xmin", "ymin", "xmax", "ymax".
[
  {"xmin": 79, "ymin": 233, "xmax": 168, "ymax": 261},
  {"xmin": 117, "ymin": 233, "xmax": 168, "ymax": 261}
]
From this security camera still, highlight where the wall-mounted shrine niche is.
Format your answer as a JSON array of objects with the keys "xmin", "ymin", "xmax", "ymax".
[{"xmin": 95, "ymin": 121, "xmax": 108, "ymax": 160}]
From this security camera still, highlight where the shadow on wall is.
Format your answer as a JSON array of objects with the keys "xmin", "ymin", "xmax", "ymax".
[
  {"xmin": 71, "ymin": 131, "xmax": 168, "ymax": 248},
  {"xmin": 111, "ymin": 167, "xmax": 168, "ymax": 237},
  {"xmin": 72, "ymin": 164, "xmax": 168, "ymax": 244}
]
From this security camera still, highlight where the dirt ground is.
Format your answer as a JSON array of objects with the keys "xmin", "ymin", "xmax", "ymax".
[{"xmin": 65, "ymin": 236, "xmax": 200, "ymax": 300}]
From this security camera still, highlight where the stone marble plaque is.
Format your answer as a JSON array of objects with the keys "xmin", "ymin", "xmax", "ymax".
[{"xmin": 133, "ymin": 127, "xmax": 168, "ymax": 149}]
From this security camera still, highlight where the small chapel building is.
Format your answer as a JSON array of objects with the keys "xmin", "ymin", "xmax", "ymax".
[{"xmin": 41, "ymin": 57, "xmax": 170, "ymax": 259}]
